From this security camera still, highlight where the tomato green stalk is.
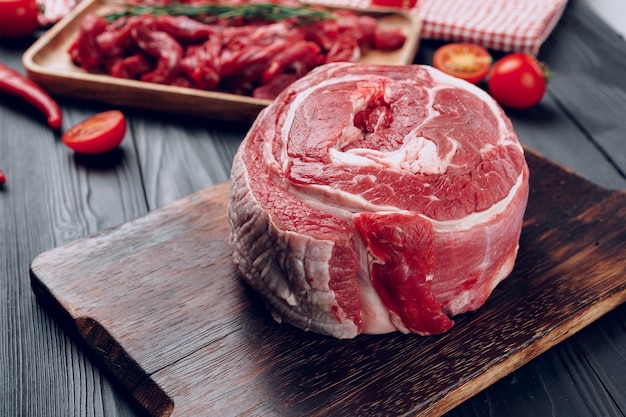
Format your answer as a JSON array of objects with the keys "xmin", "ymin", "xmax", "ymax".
[{"xmin": 0, "ymin": 63, "xmax": 62, "ymax": 129}]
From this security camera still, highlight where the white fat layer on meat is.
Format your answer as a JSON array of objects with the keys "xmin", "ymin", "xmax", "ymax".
[
  {"xmin": 230, "ymin": 152, "xmax": 362, "ymax": 338},
  {"xmin": 287, "ymin": 182, "xmax": 399, "ymax": 220},
  {"xmin": 328, "ymin": 132, "xmax": 459, "ymax": 175},
  {"xmin": 287, "ymin": 168, "xmax": 525, "ymax": 234},
  {"xmin": 428, "ymin": 169, "xmax": 524, "ymax": 232},
  {"xmin": 264, "ymin": 141, "xmax": 282, "ymax": 176},
  {"xmin": 325, "ymin": 76, "xmax": 462, "ymax": 176}
]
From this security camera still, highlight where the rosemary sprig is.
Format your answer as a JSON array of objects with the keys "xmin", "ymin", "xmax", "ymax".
[{"xmin": 102, "ymin": 1, "xmax": 336, "ymax": 25}]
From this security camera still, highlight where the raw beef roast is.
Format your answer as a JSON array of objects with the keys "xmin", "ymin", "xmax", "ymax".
[{"xmin": 228, "ymin": 62, "xmax": 530, "ymax": 338}]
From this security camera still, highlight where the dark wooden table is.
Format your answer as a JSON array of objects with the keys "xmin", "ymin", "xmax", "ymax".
[{"xmin": 1, "ymin": 0, "xmax": 625, "ymax": 415}]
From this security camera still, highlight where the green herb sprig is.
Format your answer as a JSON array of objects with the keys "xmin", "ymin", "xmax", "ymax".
[{"xmin": 103, "ymin": 1, "xmax": 336, "ymax": 25}]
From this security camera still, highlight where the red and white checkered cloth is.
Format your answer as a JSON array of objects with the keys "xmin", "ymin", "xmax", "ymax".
[
  {"xmin": 414, "ymin": 0, "xmax": 569, "ymax": 54},
  {"xmin": 37, "ymin": 0, "xmax": 568, "ymax": 54}
]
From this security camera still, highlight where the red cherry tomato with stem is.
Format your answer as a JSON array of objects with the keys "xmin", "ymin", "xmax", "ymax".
[
  {"xmin": 487, "ymin": 52, "xmax": 548, "ymax": 109},
  {"xmin": 62, "ymin": 110, "xmax": 127, "ymax": 154},
  {"xmin": 433, "ymin": 43, "xmax": 492, "ymax": 84},
  {"xmin": 0, "ymin": 0, "xmax": 40, "ymax": 38}
]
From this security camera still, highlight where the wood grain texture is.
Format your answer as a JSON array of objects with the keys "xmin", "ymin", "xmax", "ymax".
[
  {"xmin": 538, "ymin": 3, "xmax": 626, "ymax": 181},
  {"xmin": 1, "ymin": 0, "xmax": 625, "ymax": 416},
  {"xmin": 30, "ymin": 149, "xmax": 626, "ymax": 417},
  {"xmin": 130, "ymin": 114, "xmax": 245, "ymax": 209},
  {"xmin": 0, "ymin": 59, "xmax": 148, "ymax": 417}
]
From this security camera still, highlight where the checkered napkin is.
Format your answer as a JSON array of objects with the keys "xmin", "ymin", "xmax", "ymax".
[
  {"xmin": 37, "ymin": 0, "xmax": 568, "ymax": 54},
  {"xmin": 414, "ymin": 0, "xmax": 569, "ymax": 54}
]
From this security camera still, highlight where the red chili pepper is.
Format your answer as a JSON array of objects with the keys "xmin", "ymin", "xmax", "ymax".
[
  {"xmin": 0, "ymin": 62, "xmax": 62, "ymax": 130},
  {"xmin": 0, "ymin": 169, "xmax": 6, "ymax": 185}
]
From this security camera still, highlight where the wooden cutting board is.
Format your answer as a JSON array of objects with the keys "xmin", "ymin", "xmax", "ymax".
[{"xmin": 30, "ymin": 149, "xmax": 626, "ymax": 417}]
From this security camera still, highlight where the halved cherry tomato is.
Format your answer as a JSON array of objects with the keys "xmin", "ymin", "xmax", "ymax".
[
  {"xmin": 433, "ymin": 43, "xmax": 492, "ymax": 84},
  {"xmin": 62, "ymin": 110, "xmax": 126, "ymax": 154},
  {"xmin": 487, "ymin": 52, "xmax": 547, "ymax": 109},
  {"xmin": 0, "ymin": 0, "xmax": 40, "ymax": 38}
]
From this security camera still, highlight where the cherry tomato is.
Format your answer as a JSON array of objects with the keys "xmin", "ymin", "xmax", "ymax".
[
  {"xmin": 62, "ymin": 110, "xmax": 126, "ymax": 154},
  {"xmin": 0, "ymin": 0, "xmax": 40, "ymax": 38},
  {"xmin": 487, "ymin": 52, "xmax": 547, "ymax": 109},
  {"xmin": 433, "ymin": 43, "xmax": 492, "ymax": 84}
]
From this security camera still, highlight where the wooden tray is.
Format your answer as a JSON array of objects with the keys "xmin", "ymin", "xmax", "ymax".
[
  {"xmin": 30, "ymin": 148, "xmax": 626, "ymax": 417},
  {"xmin": 23, "ymin": 0, "xmax": 422, "ymax": 122}
]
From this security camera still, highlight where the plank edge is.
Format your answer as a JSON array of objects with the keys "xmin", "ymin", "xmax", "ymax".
[
  {"xmin": 422, "ymin": 288, "xmax": 626, "ymax": 417},
  {"xmin": 29, "ymin": 265, "xmax": 175, "ymax": 417}
]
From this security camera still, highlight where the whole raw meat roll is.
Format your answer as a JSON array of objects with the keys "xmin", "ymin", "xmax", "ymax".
[{"xmin": 228, "ymin": 62, "xmax": 529, "ymax": 338}]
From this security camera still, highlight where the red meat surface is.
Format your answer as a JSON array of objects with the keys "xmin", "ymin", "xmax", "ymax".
[
  {"xmin": 228, "ymin": 63, "xmax": 530, "ymax": 338},
  {"xmin": 68, "ymin": 5, "xmax": 407, "ymax": 99}
]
